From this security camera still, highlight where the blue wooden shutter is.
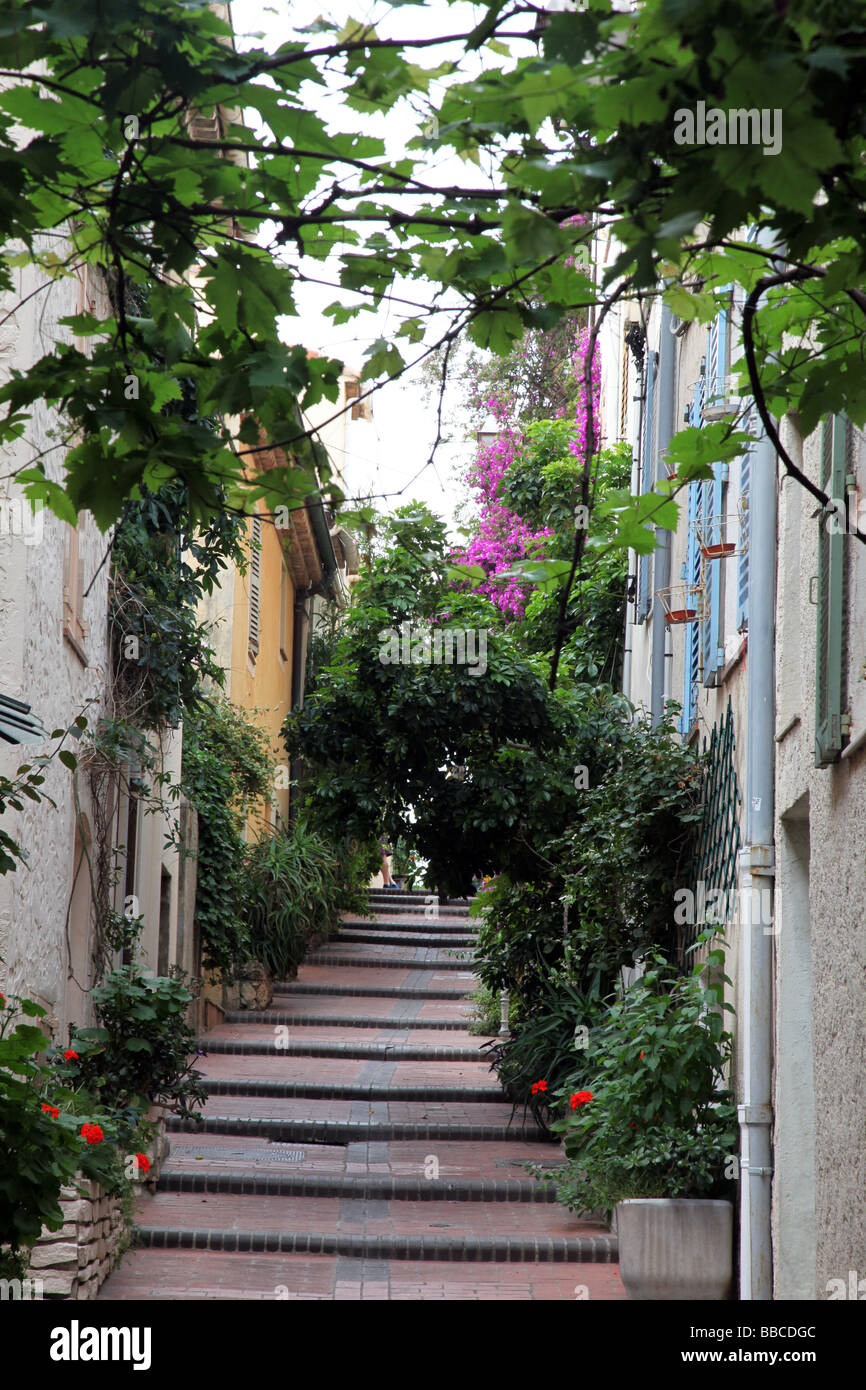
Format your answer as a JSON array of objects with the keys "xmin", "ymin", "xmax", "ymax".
[
  {"xmin": 636, "ymin": 350, "xmax": 657, "ymax": 623},
  {"xmin": 702, "ymin": 313, "xmax": 727, "ymax": 679},
  {"xmin": 815, "ymin": 415, "xmax": 848, "ymax": 766},
  {"xmin": 737, "ymin": 414, "xmax": 751, "ymax": 630},
  {"xmin": 679, "ymin": 383, "xmax": 703, "ymax": 734}
]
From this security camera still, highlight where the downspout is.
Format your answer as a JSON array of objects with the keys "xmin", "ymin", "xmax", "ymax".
[
  {"xmin": 651, "ymin": 306, "xmax": 675, "ymax": 727},
  {"xmin": 738, "ymin": 423, "xmax": 776, "ymax": 1300}
]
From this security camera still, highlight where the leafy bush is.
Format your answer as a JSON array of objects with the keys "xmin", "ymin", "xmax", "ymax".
[
  {"xmin": 245, "ymin": 825, "xmax": 376, "ymax": 981},
  {"xmin": 181, "ymin": 698, "xmax": 273, "ymax": 972},
  {"xmin": 0, "ymin": 991, "xmax": 117, "ymax": 1255},
  {"xmin": 539, "ymin": 947, "xmax": 738, "ymax": 1218},
  {"xmin": 61, "ymin": 973, "xmax": 205, "ymax": 1129},
  {"xmin": 482, "ymin": 976, "xmax": 602, "ymax": 1131}
]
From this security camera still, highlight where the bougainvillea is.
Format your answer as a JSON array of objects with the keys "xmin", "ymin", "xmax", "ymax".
[{"xmin": 455, "ymin": 320, "xmax": 600, "ymax": 621}]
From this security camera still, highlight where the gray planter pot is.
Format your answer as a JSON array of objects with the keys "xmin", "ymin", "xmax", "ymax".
[{"xmin": 614, "ymin": 1198, "xmax": 734, "ymax": 1300}]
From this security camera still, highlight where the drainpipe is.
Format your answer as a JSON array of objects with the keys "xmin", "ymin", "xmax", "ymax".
[
  {"xmin": 738, "ymin": 421, "xmax": 776, "ymax": 1300},
  {"xmin": 651, "ymin": 306, "xmax": 675, "ymax": 727}
]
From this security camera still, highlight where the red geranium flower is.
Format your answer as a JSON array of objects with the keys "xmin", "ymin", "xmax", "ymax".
[
  {"xmin": 63, "ymin": 1049, "xmax": 79, "ymax": 1061},
  {"xmin": 570, "ymin": 1091, "xmax": 593, "ymax": 1109},
  {"xmin": 42, "ymin": 1103, "xmax": 60, "ymax": 1118},
  {"xmin": 135, "ymin": 1153, "xmax": 150, "ymax": 1173},
  {"xmin": 531, "ymin": 1079, "xmax": 548, "ymax": 1095},
  {"xmin": 639, "ymin": 1051, "xmax": 645, "ymax": 1059},
  {"xmin": 0, "ymin": 992, "xmax": 5, "ymax": 1008},
  {"xmin": 81, "ymin": 1123, "xmax": 104, "ymax": 1145}
]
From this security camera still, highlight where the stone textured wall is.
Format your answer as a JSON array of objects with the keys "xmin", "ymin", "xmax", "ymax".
[
  {"xmin": 23, "ymin": 1117, "xmax": 170, "ymax": 1299},
  {"xmin": 27, "ymin": 1180, "xmax": 127, "ymax": 1300},
  {"xmin": 0, "ymin": 260, "xmax": 112, "ymax": 1039}
]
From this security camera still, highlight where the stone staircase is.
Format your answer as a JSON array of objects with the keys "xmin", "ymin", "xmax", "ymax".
[{"xmin": 98, "ymin": 889, "xmax": 623, "ymax": 1300}]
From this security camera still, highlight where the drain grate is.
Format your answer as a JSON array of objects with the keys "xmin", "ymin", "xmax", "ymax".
[{"xmin": 179, "ymin": 1146, "xmax": 306, "ymax": 1163}]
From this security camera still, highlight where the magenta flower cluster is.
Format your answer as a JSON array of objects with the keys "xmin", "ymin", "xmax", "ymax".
[{"xmin": 454, "ymin": 316, "xmax": 600, "ymax": 621}]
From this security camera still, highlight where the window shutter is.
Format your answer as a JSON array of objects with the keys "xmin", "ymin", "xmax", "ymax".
[
  {"xmin": 679, "ymin": 383, "xmax": 704, "ymax": 735},
  {"xmin": 636, "ymin": 350, "xmax": 657, "ymax": 623},
  {"xmin": 701, "ymin": 314, "xmax": 727, "ymax": 679},
  {"xmin": 815, "ymin": 415, "xmax": 848, "ymax": 766},
  {"xmin": 737, "ymin": 426, "xmax": 751, "ymax": 630},
  {"xmin": 248, "ymin": 514, "xmax": 262, "ymax": 661}
]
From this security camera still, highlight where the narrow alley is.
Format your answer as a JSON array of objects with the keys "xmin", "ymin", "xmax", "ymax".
[{"xmin": 99, "ymin": 891, "xmax": 624, "ymax": 1301}]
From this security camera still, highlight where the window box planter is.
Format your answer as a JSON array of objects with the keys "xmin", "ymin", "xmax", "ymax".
[{"xmin": 614, "ymin": 1197, "xmax": 734, "ymax": 1300}]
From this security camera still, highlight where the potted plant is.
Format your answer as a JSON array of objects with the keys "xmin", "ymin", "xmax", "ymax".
[{"xmin": 546, "ymin": 943, "xmax": 738, "ymax": 1300}]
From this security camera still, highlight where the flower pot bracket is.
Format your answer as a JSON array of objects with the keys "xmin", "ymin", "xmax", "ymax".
[
  {"xmin": 657, "ymin": 583, "xmax": 704, "ymax": 626},
  {"xmin": 691, "ymin": 503, "xmax": 748, "ymax": 561}
]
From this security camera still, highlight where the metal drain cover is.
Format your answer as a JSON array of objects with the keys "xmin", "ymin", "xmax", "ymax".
[{"xmin": 181, "ymin": 1147, "xmax": 306, "ymax": 1163}]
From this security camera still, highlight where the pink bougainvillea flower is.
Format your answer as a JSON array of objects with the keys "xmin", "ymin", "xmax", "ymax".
[{"xmin": 570, "ymin": 1091, "xmax": 593, "ymax": 1109}]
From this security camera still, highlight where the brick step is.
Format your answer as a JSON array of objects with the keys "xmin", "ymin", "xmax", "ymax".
[
  {"xmin": 166, "ymin": 1115, "xmax": 554, "ymax": 1143},
  {"xmin": 258, "ymin": 994, "xmax": 470, "ymax": 1023},
  {"xmin": 337, "ymin": 932, "xmax": 476, "ymax": 948},
  {"xmin": 96, "ymin": 1249, "xmax": 624, "ymax": 1300},
  {"xmin": 222, "ymin": 1012, "xmax": 471, "ymax": 1030},
  {"xmin": 273, "ymin": 983, "xmax": 472, "ymax": 1000},
  {"xmin": 195, "ymin": 1039, "xmax": 486, "ymax": 1060},
  {"xmin": 157, "ymin": 1170, "xmax": 557, "ymax": 1202},
  {"xmin": 184, "ymin": 1095, "xmax": 515, "ymax": 1129},
  {"xmin": 305, "ymin": 953, "xmax": 473, "ymax": 971},
  {"xmin": 341, "ymin": 918, "xmax": 477, "ymax": 934},
  {"xmin": 365, "ymin": 904, "xmax": 470, "ymax": 918},
  {"xmin": 198, "ymin": 1080, "xmax": 505, "ymax": 1102},
  {"xmin": 367, "ymin": 893, "xmax": 472, "ymax": 906},
  {"xmin": 133, "ymin": 1227, "xmax": 616, "ymax": 1262}
]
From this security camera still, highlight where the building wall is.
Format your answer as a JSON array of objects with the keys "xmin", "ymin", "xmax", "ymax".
[
  {"xmin": 0, "ymin": 259, "xmax": 113, "ymax": 1039},
  {"xmin": 227, "ymin": 506, "xmax": 295, "ymax": 830},
  {"xmin": 773, "ymin": 416, "xmax": 866, "ymax": 1298},
  {"xmin": 0, "ymin": 256, "xmax": 188, "ymax": 1043}
]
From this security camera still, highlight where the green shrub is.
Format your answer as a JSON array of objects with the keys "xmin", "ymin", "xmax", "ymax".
[
  {"xmin": 538, "ymin": 946, "xmax": 738, "ymax": 1218},
  {"xmin": 0, "ymin": 991, "xmax": 117, "ymax": 1254},
  {"xmin": 60, "ymin": 965, "xmax": 205, "ymax": 1129},
  {"xmin": 483, "ymin": 976, "xmax": 603, "ymax": 1130},
  {"xmin": 245, "ymin": 824, "xmax": 374, "ymax": 981},
  {"xmin": 181, "ymin": 698, "xmax": 273, "ymax": 973}
]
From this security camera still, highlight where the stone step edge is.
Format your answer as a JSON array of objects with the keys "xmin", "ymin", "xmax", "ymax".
[
  {"xmin": 157, "ymin": 1171, "xmax": 559, "ymax": 1203},
  {"xmin": 194, "ymin": 1040, "xmax": 484, "ymax": 1060},
  {"xmin": 337, "ymin": 934, "xmax": 477, "ymax": 948},
  {"xmin": 340, "ymin": 921, "xmax": 477, "ymax": 934},
  {"xmin": 198, "ymin": 1081, "xmax": 503, "ymax": 1102},
  {"xmin": 273, "ymin": 985, "xmax": 473, "ymax": 1000},
  {"xmin": 167, "ymin": 1116, "xmax": 555, "ymax": 1144},
  {"xmin": 133, "ymin": 1227, "xmax": 617, "ymax": 1263},
  {"xmin": 221, "ymin": 1012, "xmax": 472, "ymax": 1030},
  {"xmin": 363, "ymin": 907, "xmax": 471, "ymax": 919},
  {"xmin": 305, "ymin": 955, "xmax": 474, "ymax": 971}
]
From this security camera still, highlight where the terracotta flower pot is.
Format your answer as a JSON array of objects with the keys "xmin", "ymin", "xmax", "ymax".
[{"xmin": 614, "ymin": 1197, "xmax": 734, "ymax": 1300}]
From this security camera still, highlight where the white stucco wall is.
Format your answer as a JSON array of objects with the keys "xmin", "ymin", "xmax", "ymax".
[{"xmin": 773, "ymin": 417, "xmax": 866, "ymax": 1298}]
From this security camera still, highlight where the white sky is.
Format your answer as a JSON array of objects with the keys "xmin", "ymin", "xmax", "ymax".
[{"xmin": 230, "ymin": 0, "xmax": 533, "ymax": 533}]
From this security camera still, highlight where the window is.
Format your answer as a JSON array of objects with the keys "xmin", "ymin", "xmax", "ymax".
[
  {"xmin": 279, "ymin": 557, "xmax": 290, "ymax": 664},
  {"xmin": 636, "ymin": 349, "xmax": 657, "ymax": 623},
  {"xmin": 701, "ymin": 312, "xmax": 728, "ymax": 684},
  {"xmin": 814, "ymin": 414, "xmax": 850, "ymax": 766},
  {"xmin": 248, "ymin": 514, "xmax": 262, "ymax": 663},
  {"xmin": 63, "ymin": 518, "xmax": 89, "ymax": 663}
]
